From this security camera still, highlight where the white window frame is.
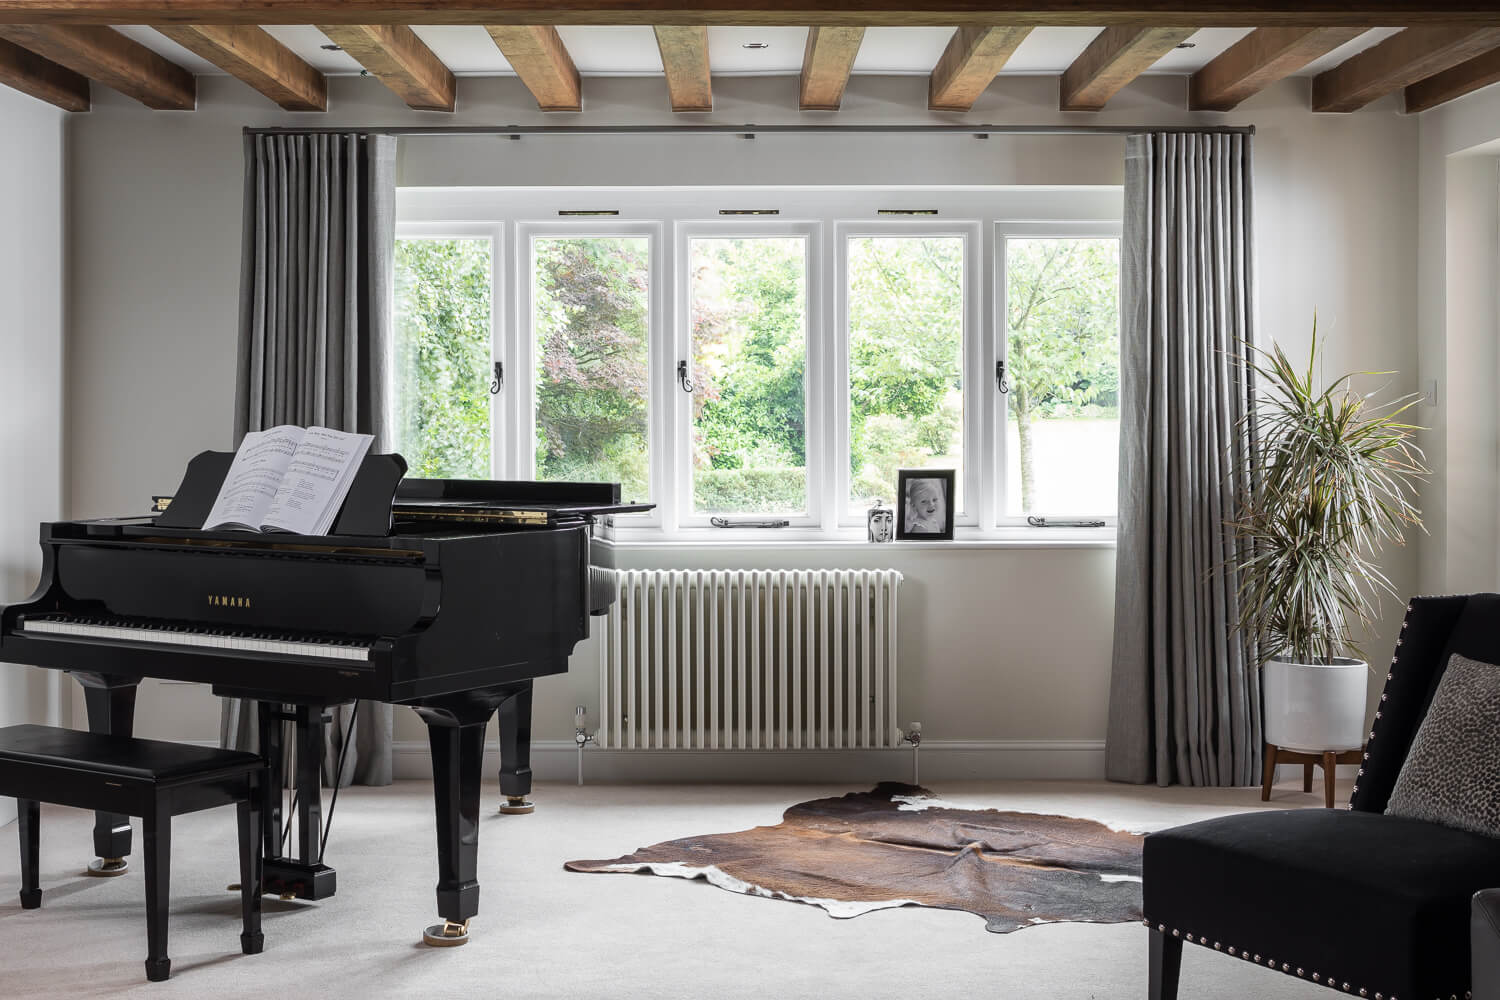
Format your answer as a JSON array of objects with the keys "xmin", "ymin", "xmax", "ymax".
[
  {"xmin": 393, "ymin": 222, "xmax": 504, "ymax": 480},
  {"xmin": 994, "ymin": 220, "xmax": 1125, "ymax": 527},
  {"xmin": 514, "ymin": 221, "xmax": 665, "ymax": 527},
  {"xmin": 395, "ymin": 187, "xmax": 1123, "ymax": 543},
  {"xmin": 834, "ymin": 220, "xmax": 983, "ymax": 530},
  {"xmin": 674, "ymin": 219, "xmax": 824, "ymax": 530}
]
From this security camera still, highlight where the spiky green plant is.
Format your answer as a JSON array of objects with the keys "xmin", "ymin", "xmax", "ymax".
[{"xmin": 1231, "ymin": 328, "xmax": 1426, "ymax": 665}]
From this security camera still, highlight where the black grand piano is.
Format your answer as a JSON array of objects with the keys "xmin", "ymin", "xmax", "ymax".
[{"xmin": 0, "ymin": 450, "xmax": 648, "ymax": 946}]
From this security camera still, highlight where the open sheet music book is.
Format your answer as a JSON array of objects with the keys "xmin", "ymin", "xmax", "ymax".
[{"xmin": 201, "ymin": 425, "xmax": 374, "ymax": 535}]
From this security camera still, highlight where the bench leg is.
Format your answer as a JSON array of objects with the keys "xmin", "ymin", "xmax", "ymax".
[
  {"xmin": 1149, "ymin": 928, "xmax": 1183, "ymax": 1000},
  {"xmin": 238, "ymin": 796, "xmax": 264, "ymax": 955},
  {"xmin": 18, "ymin": 798, "xmax": 41, "ymax": 909},
  {"xmin": 143, "ymin": 803, "xmax": 171, "ymax": 982}
]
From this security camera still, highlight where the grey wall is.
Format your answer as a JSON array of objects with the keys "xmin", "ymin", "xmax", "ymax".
[
  {"xmin": 0, "ymin": 85, "xmax": 66, "ymax": 822},
  {"xmin": 62, "ymin": 71, "xmax": 1421, "ymax": 778}
]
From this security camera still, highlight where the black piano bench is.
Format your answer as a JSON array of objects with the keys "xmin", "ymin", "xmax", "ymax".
[{"xmin": 0, "ymin": 724, "xmax": 266, "ymax": 982}]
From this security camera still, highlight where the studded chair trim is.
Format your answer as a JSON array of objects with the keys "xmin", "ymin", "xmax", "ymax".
[{"xmin": 1147, "ymin": 923, "xmax": 1472, "ymax": 1000}]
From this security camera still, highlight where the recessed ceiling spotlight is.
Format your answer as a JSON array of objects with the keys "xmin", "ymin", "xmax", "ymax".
[
  {"xmin": 1175, "ymin": 41, "xmax": 1197, "ymax": 49},
  {"xmin": 742, "ymin": 42, "xmax": 770, "ymax": 49},
  {"xmin": 320, "ymin": 43, "xmax": 344, "ymax": 51}
]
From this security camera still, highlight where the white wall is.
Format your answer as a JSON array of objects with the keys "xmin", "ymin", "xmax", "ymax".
[
  {"xmin": 63, "ymin": 72, "xmax": 1420, "ymax": 779},
  {"xmin": 0, "ymin": 86, "xmax": 67, "ymax": 822},
  {"xmin": 1416, "ymin": 84, "xmax": 1500, "ymax": 595}
]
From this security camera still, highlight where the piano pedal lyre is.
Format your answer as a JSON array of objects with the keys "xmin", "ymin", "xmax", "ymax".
[
  {"xmin": 86, "ymin": 857, "xmax": 129, "ymax": 877},
  {"xmin": 422, "ymin": 919, "xmax": 471, "ymax": 947},
  {"xmin": 499, "ymin": 796, "xmax": 534, "ymax": 815}
]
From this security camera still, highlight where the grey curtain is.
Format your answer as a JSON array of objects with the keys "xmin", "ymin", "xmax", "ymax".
[
  {"xmin": 219, "ymin": 132, "xmax": 398, "ymax": 787},
  {"xmin": 1105, "ymin": 132, "xmax": 1261, "ymax": 787}
]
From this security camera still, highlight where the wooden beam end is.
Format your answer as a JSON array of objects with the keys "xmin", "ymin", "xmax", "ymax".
[{"xmin": 0, "ymin": 36, "xmax": 89, "ymax": 110}]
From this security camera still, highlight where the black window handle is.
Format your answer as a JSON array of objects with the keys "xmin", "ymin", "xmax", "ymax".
[
  {"xmin": 490, "ymin": 361, "xmax": 504, "ymax": 395},
  {"xmin": 677, "ymin": 360, "xmax": 695, "ymax": 393},
  {"xmin": 996, "ymin": 360, "xmax": 1009, "ymax": 394}
]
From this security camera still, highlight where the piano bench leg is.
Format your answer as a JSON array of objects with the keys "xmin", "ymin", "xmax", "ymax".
[
  {"xmin": 18, "ymin": 798, "xmax": 41, "ymax": 909},
  {"xmin": 143, "ymin": 802, "xmax": 172, "ymax": 982}
]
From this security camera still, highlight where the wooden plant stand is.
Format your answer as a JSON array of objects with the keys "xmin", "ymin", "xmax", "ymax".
[{"xmin": 1261, "ymin": 742, "xmax": 1364, "ymax": 809}]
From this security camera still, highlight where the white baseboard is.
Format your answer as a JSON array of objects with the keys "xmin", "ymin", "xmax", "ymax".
[
  {"xmin": 391, "ymin": 738, "xmax": 1107, "ymax": 784},
  {"xmin": 1272, "ymin": 762, "xmax": 1360, "ymax": 783}
]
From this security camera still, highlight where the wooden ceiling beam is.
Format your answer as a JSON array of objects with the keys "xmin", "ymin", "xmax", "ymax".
[
  {"xmin": 0, "ymin": 24, "xmax": 192, "ymax": 108},
  {"xmin": 317, "ymin": 23, "xmax": 454, "ymax": 111},
  {"xmin": 653, "ymin": 25, "xmax": 710, "ymax": 112},
  {"xmin": 1189, "ymin": 26, "xmax": 1367, "ymax": 110},
  {"xmin": 156, "ymin": 25, "xmax": 326, "ymax": 110},
  {"xmin": 928, "ymin": 26, "xmax": 1031, "ymax": 111},
  {"xmin": 485, "ymin": 24, "xmax": 580, "ymax": 111},
  {"xmin": 1404, "ymin": 45, "xmax": 1500, "ymax": 113},
  {"xmin": 799, "ymin": 26, "xmax": 864, "ymax": 111},
  {"xmin": 0, "ymin": 36, "xmax": 89, "ymax": 110},
  {"xmin": 1059, "ymin": 25, "xmax": 1195, "ymax": 111},
  {"xmin": 1311, "ymin": 26, "xmax": 1500, "ymax": 112},
  {"xmin": 3, "ymin": 3, "xmax": 1500, "ymax": 29}
]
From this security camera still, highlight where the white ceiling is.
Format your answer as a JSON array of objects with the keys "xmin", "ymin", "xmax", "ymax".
[{"xmin": 114, "ymin": 25, "xmax": 1407, "ymax": 80}]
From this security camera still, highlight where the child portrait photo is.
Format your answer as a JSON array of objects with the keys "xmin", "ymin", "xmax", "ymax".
[{"xmin": 897, "ymin": 468, "xmax": 956, "ymax": 540}]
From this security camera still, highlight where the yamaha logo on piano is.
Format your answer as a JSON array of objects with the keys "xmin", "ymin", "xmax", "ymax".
[{"xmin": 208, "ymin": 595, "xmax": 252, "ymax": 608}]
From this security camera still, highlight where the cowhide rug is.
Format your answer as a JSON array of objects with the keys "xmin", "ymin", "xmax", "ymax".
[{"xmin": 565, "ymin": 782, "xmax": 1143, "ymax": 933}]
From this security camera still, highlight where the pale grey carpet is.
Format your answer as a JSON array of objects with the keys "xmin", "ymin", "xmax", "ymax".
[{"xmin": 0, "ymin": 779, "xmax": 1341, "ymax": 998}]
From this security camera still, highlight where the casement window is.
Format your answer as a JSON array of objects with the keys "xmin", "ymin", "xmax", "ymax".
[
  {"xmin": 998, "ymin": 224, "xmax": 1123, "ymax": 523},
  {"xmin": 394, "ymin": 188, "xmax": 1121, "ymax": 539}
]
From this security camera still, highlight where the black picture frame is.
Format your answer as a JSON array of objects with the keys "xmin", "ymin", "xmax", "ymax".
[{"xmin": 896, "ymin": 468, "xmax": 956, "ymax": 540}]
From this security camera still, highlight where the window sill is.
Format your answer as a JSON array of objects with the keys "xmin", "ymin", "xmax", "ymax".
[{"xmin": 607, "ymin": 526, "xmax": 1117, "ymax": 550}]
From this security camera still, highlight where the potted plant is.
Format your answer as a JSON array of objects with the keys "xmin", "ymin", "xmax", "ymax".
[{"xmin": 1231, "ymin": 332, "xmax": 1426, "ymax": 753}]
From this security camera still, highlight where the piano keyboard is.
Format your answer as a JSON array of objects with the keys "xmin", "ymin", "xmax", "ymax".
[{"xmin": 19, "ymin": 615, "xmax": 372, "ymax": 662}]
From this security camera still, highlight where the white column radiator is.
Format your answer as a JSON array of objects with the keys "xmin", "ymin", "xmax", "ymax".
[{"xmin": 597, "ymin": 569, "xmax": 902, "ymax": 750}]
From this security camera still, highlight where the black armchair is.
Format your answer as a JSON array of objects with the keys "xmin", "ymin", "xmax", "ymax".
[{"xmin": 1143, "ymin": 594, "xmax": 1500, "ymax": 1000}]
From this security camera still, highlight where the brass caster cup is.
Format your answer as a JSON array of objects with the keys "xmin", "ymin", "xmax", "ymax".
[{"xmin": 423, "ymin": 920, "xmax": 470, "ymax": 947}]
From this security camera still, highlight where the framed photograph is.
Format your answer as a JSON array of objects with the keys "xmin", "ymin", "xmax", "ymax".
[{"xmin": 896, "ymin": 469, "xmax": 956, "ymax": 540}]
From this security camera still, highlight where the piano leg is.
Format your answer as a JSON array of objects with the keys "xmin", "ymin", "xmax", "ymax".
[
  {"xmin": 496, "ymin": 682, "xmax": 535, "ymax": 815},
  {"xmin": 415, "ymin": 703, "xmax": 493, "ymax": 947},
  {"xmin": 74, "ymin": 671, "xmax": 140, "ymax": 875}
]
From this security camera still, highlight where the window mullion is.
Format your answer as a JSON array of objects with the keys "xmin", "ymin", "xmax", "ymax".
[{"xmin": 975, "ymin": 223, "xmax": 997, "ymax": 531}]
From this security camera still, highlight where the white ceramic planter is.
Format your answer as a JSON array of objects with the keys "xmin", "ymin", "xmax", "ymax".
[{"xmin": 1262, "ymin": 657, "xmax": 1368, "ymax": 752}]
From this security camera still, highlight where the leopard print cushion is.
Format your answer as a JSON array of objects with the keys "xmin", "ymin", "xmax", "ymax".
[{"xmin": 1386, "ymin": 652, "xmax": 1500, "ymax": 838}]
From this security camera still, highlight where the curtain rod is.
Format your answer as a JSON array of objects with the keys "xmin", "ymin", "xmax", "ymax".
[{"xmin": 242, "ymin": 123, "xmax": 1255, "ymax": 138}]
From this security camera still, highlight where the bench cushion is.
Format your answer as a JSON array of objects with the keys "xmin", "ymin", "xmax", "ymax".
[
  {"xmin": 0, "ymin": 724, "xmax": 261, "ymax": 782},
  {"xmin": 1144, "ymin": 808, "xmax": 1500, "ymax": 999}
]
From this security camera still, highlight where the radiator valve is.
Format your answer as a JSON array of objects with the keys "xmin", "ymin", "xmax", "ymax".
[
  {"xmin": 574, "ymin": 705, "xmax": 597, "ymax": 749},
  {"xmin": 574, "ymin": 706, "xmax": 598, "ymax": 787},
  {"xmin": 903, "ymin": 722, "xmax": 922, "ymax": 747}
]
